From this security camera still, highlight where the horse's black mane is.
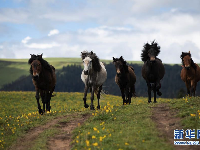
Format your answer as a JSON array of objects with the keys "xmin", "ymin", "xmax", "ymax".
[
  {"xmin": 28, "ymin": 54, "xmax": 53, "ymax": 75},
  {"xmin": 81, "ymin": 51, "xmax": 101, "ymax": 72},
  {"xmin": 180, "ymin": 52, "xmax": 197, "ymax": 70},
  {"xmin": 141, "ymin": 41, "xmax": 160, "ymax": 62},
  {"xmin": 113, "ymin": 56, "xmax": 129, "ymax": 73}
]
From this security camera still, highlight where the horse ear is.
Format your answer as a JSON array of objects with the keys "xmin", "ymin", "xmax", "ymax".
[
  {"xmin": 189, "ymin": 51, "xmax": 190, "ymax": 54},
  {"xmin": 38, "ymin": 53, "xmax": 43, "ymax": 58},
  {"xmin": 120, "ymin": 56, "xmax": 123, "ymax": 60},
  {"xmin": 91, "ymin": 51, "xmax": 93, "ymax": 55},
  {"xmin": 113, "ymin": 57, "xmax": 116, "ymax": 62}
]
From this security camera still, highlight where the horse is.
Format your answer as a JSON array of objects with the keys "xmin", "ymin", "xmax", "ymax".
[
  {"xmin": 180, "ymin": 51, "xmax": 200, "ymax": 96},
  {"xmin": 113, "ymin": 56, "xmax": 136, "ymax": 105},
  {"xmin": 141, "ymin": 41, "xmax": 165, "ymax": 103},
  {"xmin": 81, "ymin": 51, "xmax": 107, "ymax": 110},
  {"xmin": 28, "ymin": 54, "xmax": 56, "ymax": 114}
]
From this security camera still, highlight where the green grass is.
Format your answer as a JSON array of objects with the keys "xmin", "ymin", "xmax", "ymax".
[{"xmin": 1, "ymin": 93, "xmax": 200, "ymax": 149}]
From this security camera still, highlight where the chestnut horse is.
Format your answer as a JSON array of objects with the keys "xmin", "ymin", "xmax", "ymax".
[
  {"xmin": 113, "ymin": 56, "xmax": 136, "ymax": 105},
  {"xmin": 28, "ymin": 54, "xmax": 56, "ymax": 114},
  {"xmin": 141, "ymin": 41, "xmax": 165, "ymax": 103},
  {"xmin": 180, "ymin": 51, "xmax": 200, "ymax": 96}
]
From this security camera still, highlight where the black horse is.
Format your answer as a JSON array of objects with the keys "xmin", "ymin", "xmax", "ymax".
[{"xmin": 141, "ymin": 41, "xmax": 165, "ymax": 103}]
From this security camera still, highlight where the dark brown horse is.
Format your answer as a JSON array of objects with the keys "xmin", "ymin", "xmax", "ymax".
[
  {"xmin": 113, "ymin": 56, "xmax": 136, "ymax": 105},
  {"xmin": 141, "ymin": 41, "xmax": 165, "ymax": 103},
  {"xmin": 28, "ymin": 54, "xmax": 56, "ymax": 114},
  {"xmin": 180, "ymin": 51, "xmax": 200, "ymax": 96}
]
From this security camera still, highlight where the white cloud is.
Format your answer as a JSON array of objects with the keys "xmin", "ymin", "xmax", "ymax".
[
  {"xmin": 48, "ymin": 29, "xmax": 59, "ymax": 36},
  {"xmin": 25, "ymin": 42, "xmax": 60, "ymax": 49},
  {"xmin": 21, "ymin": 36, "xmax": 31, "ymax": 44}
]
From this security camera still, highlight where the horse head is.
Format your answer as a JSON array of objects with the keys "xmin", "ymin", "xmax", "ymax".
[
  {"xmin": 113, "ymin": 56, "xmax": 128, "ymax": 76},
  {"xmin": 31, "ymin": 59, "xmax": 42, "ymax": 80},
  {"xmin": 83, "ymin": 56, "xmax": 92, "ymax": 75},
  {"xmin": 181, "ymin": 51, "xmax": 193, "ymax": 70}
]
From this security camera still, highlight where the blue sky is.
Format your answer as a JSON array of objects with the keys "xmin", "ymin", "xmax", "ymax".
[{"xmin": 0, "ymin": 0, "xmax": 200, "ymax": 64}]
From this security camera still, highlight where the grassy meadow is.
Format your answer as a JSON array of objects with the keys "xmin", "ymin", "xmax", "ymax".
[{"xmin": 0, "ymin": 91, "xmax": 200, "ymax": 149}]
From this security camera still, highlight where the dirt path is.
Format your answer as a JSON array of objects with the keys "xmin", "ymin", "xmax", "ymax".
[
  {"xmin": 152, "ymin": 103, "xmax": 199, "ymax": 150},
  {"xmin": 9, "ymin": 113, "xmax": 91, "ymax": 150}
]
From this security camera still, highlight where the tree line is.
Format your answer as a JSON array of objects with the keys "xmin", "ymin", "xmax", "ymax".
[{"xmin": 1, "ymin": 63, "xmax": 200, "ymax": 98}]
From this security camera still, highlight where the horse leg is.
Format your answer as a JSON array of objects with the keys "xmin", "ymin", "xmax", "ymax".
[
  {"xmin": 46, "ymin": 92, "xmax": 51, "ymax": 112},
  {"xmin": 36, "ymin": 90, "xmax": 43, "ymax": 115},
  {"xmin": 97, "ymin": 85, "xmax": 102, "ymax": 109},
  {"xmin": 147, "ymin": 82, "xmax": 151, "ymax": 103},
  {"xmin": 83, "ymin": 86, "xmax": 89, "ymax": 108},
  {"xmin": 185, "ymin": 81, "xmax": 191, "ymax": 96},
  {"xmin": 156, "ymin": 81, "xmax": 162, "ymax": 96},
  {"xmin": 120, "ymin": 87, "xmax": 125, "ymax": 105},
  {"xmin": 153, "ymin": 83, "xmax": 157, "ymax": 103},
  {"xmin": 90, "ymin": 86, "xmax": 95, "ymax": 110},
  {"xmin": 191, "ymin": 80, "xmax": 196, "ymax": 97}
]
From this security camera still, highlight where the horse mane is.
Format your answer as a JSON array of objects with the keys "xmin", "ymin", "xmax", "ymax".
[
  {"xmin": 81, "ymin": 51, "xmax": 101, "ymax": 72},
  {"xmin": 180, "ymin": 52, "xmax": 197, "ymax": 70},
  {"xmin": 28, "ymin": 54, "xmax": 53, "ymax": 75},
  {"xmin": 141, "ymin": 41, "xmax": 160, "ymax": 62}
]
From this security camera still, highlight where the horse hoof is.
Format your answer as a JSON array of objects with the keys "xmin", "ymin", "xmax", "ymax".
[
  {"xmin": 39, "ymin": 109, "xmax": 43, "ymax": 115},
  {"xmin": 154, "ymin": 101, "xmax": 157, "ymax": 103},
  {"xmin": 84, "ymin": 104, "xmax": 89, "ymax": 108},
  {"xmin": 148, "ymin": 101, "xmax": 152, "ymax": 103},
  {"xmin": 157, "ymin": 91, "xmax": 162, "ymax": 96},
  {"xmin": 97, "ymin": 105, "xmax": 100, "ymax": 109},
  {"xmin": 90, "ymin": 105, "xmax": 95, "ymax": 110}
]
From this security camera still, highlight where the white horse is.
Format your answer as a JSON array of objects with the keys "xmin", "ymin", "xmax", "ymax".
[{"xmin": 81, "ymin": 51, "xmax": 107, "ymax": 110}]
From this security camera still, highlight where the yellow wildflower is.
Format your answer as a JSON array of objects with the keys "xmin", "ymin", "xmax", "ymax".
[
  {"xmin": 93, "ymin": 127, "xmax": 98, "ymax": 131},
  {"xmin": 86, "ymin": 140, "xmax": 90, "ymax": 146},
  {"xmin": 92, "ymin": 142, "xmax": 98, "ymax": 146},
  {"xmin": 125, "ymin": 142, "xmax": 129, "ymax": 145},
  {"xmin": 92, "ymin": 135, "xmax": 96, "ymax": 139},
  {"xmin": 190, "ymin": 114, "xmax": 196, "ymax": 117}
]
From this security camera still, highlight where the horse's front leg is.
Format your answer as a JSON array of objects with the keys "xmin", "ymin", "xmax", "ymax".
[
  {"xmin": 153, "ymin": 83, "xmax": 157, "ymax": 103},
  {"xmin": 36, "ymin": 90, "xmax": 43, "ymax": 115},
  {"xmin": 83, "ymin": 85, "xmax": 89, "ymax": 108},
  {"xmin": 97, "ymin": 85, "xmax": 102, "ymax": 109},
  {"xmin": 128, "ymin": 87, "xmax": 132, "ymax": 104},
  {"xmin": 147, "ymin": 82, "xmax": 151, "ymax": 103},
  {"xmin": 185, "ymin": 81, "xmax": 191, "ymax": 96},
  {"xmin": 90, "ymin": 86, "xmax": 95, "ymax": 110},
  {"xmin": 120, "ymin": 87, "xmax": 125, "ymax": 105}
]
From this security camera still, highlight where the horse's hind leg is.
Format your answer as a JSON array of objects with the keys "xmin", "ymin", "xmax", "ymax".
[
  {"xmin": 90, "ymin": 86, "xmax": 95, "ymax": 110},
  {"xmin": 97, "ymin": 85, "xmax": 102, "ymax": 109},
  {"xmin": 36, "ymin": 90, "xmax": 43, "ymax": 115},
  {"xmin": 46, "ymin": 92, "xmax": 51, "ymax": 112}
]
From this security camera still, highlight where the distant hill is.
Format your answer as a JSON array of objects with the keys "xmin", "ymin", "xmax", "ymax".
[{"xmin": 0, "ymin": 58, "xmax": 142, "ymax": 88}]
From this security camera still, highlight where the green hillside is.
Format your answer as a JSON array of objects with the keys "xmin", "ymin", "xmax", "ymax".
[{"xmin": 0, "ymin": 57, "xmax": 142, "ymax": 89}]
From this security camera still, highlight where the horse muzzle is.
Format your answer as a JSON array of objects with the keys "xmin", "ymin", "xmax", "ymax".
[
  {"xmin": 84, "ymin": 70, "xmax": 89, "ymax": 75},
  {"xmin": 185, "ymin": 66, "xmax": 190, "ymax": 70},
  {"xmin": 32, "ymin": 75, "xmax": 39, "ymax": 81}
]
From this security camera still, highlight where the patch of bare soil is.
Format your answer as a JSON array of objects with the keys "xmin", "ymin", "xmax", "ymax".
[
  {"xmin": 152, "ymin": 103, "xmax": 199, "ymax": 150},
  {"xmin": 9, "ymin": 113, "xmax": 91, "ymax": 150},
  {"xmin": 47, "ymin": 113, "xmax": 91, "ymax": 150}
]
